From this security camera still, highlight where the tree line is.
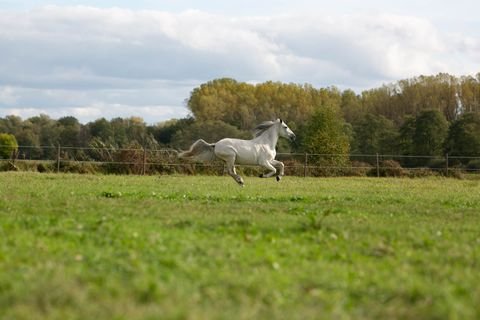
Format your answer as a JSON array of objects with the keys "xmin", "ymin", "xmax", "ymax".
[{"xmin": 1, "ymin": 72, "xmax": 480, "ymax": 170}]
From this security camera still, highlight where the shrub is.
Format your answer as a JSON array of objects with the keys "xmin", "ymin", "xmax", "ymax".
[
  {"xmin": 427, "ymin": 158, "xmax": 447, "ymax": 171},
  {"xmin": 346, "ymin": 161, "xmax": 373, "ymax": 177},
  {"xmin": 0, "ymin": 133, "xmax": 18, "ymax": 159},
  {"xmin": 369, "ymin": 160, "xmax": 406, "ymax": 177},
  {"xmin": 37, "ymin": 162, "xmax": 52, "ymax": 173},
  {"xmin": 408, "ymin": 168, "xmax": 439, "ymax": 178},
  {"xmin": 466, "ymin": 159, "xmax": 480, "ymax": 172},
  {"xmin": 59, "ymin": 161, "xmax": 97, "ymax": 174},
  {"xmin": 282, "ymin": 159, "xmax": 305, "ymax": 177},
  {"xmin": 0, "ymin": 161, "xmax": 18, "ymax": 171},
  {"xmin": 447, "ymin": 169, "xmax": 464, "ymax": 179}
]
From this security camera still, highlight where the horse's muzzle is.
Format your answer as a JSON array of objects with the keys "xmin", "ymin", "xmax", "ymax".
[{"xmin": 289, "ymin": 133, "xmax": 296, "ymax": 142}]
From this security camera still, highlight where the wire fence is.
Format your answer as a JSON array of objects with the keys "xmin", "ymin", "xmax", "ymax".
[{"xmin": 1, "ymin": 144, "xmax": 480, "ymax": 177}]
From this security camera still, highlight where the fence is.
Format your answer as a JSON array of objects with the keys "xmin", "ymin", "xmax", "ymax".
[{"xmin": 1, "ymin": 144, "xmax": 480, "ymax": 177}]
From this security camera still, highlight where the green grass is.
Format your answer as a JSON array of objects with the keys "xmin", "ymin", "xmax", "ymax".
[{"xmin": 1, "ymin": 172, "xmax": 480, "ymax": 319}]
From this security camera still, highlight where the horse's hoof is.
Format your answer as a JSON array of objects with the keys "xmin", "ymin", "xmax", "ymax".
[
  {"xmin": 276, "ymin": 176, "xmax": 281, "ymax": 182},
  {"xmin": 236, "ymin": 178, "xmax": 245, "ymax": 186},
  {"xmin": 259, "ymin": 174, "xmax": 264, "ymax": 178}
]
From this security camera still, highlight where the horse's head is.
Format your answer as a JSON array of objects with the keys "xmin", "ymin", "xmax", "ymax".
[{"xmin": 277, "ymin": 119, "xmax": 296, "ymax": 142}]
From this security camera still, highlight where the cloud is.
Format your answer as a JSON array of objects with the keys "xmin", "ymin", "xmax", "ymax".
[
  {"xmin": 3, "ymin": 102, "xmax": 189, "ymax": 123},
  {"xmin": 0, "ymin": 86, "xmax": 18, "ymax": 104},
  {"xmin": 0, "ymin": 6, "xmax": 479, "ymax": 123}
]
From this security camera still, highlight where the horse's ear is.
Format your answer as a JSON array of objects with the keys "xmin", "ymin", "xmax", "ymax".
[{"xmin": 279, "ymin": 118, "xmax": 283, "ymax": 123}]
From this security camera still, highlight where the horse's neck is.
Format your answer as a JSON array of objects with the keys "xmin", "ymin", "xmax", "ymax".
[{"xmin": 253, "ymin": 127, "xmax": 278, "ymax": 149}]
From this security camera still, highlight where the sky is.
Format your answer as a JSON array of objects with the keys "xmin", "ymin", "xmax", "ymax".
[{"xmin": 0, "ymin": 1, "xmax": 479, "ymax": 124}]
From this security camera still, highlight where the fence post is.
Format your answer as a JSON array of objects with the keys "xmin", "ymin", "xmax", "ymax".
[
  {"xmin": 445, "ymin": 153, "xmax": 449, "ymax": 176},
  {"xmin": 303, "ymin": 153, "xmax": 308, "ymax": 177},
  {"xmin": 9, "ymin": 149, "xmax": 18, "ymax": 170},
  {"xmin": 142, "ymin": 147, "xmax": 147, "ymax": 175},
  {"xmin": 376, "ymin": 153, "xmax": 380, "ymax": 177},
  {"xmin": 10, "ymin": 149, "xmax": 17, "ymax": 163},
  {"xmin": 56, "ymin": 144, "xmax": 61, "ymax": 173}
]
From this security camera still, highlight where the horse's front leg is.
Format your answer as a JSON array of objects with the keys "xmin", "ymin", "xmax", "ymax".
[
  {"xmin": 259, "ymin": 161, "xmax": 277, "ymax": 178},
  {"xmin": 271, "ymin": 160, "xmax": 285, "ymax": 181}
]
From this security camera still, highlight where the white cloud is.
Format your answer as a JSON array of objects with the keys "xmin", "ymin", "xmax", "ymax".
[
  {"xmin": 69, "ymin": 103, "xmax": 190, "ymax": 122},
  {"xmin": 3, "ymin": 103, "xmax": 189, "ymax": 124},
  {"xmin": 0, "ymin": 86, "xmax": 18, "ymax": 104},
  {"xmin": 0, "ymin": 5, "xmax": 479, "ymax": 123}
]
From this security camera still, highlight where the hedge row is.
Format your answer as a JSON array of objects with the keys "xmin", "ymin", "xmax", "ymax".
[{"xmin": 2, "ymin": 159, "xmax": 476, "ymax": 178}]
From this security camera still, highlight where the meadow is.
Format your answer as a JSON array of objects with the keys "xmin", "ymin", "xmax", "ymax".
[{"xmin": 1, "ymin": 172, "xmax": 479, "ymax": 319}]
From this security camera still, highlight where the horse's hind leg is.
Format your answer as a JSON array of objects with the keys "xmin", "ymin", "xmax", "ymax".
[
  {"xmin": 227, "ymin": 163, "xmax": 244, "ymax": 186},
  {"xmin": 215, "ymin": 147, "xmax": 244, "ymax": 186},
  {"xmin": 223, "ymin": 157, "xmax": 244, "ymax": 186}
]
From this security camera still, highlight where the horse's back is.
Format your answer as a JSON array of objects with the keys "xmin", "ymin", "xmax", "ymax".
[
  {"xmin": 214, "ymin": 138, "xmax": 249, "ymax": 156},
  {"xmin": 214, "ymin": 138, "xmax": 273, "ymax": 165}
]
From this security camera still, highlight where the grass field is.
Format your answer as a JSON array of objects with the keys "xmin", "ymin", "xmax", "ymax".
[{"xmin": 1, "ymin": 172, "xmax": 480, "ymax": 319}]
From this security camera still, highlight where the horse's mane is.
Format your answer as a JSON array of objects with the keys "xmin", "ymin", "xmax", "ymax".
[{"xmin": 253, "ymin": 120, "xmax": 276, "ymax": 138}]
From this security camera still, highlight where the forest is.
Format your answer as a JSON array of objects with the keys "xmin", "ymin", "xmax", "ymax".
[{"xmin": 1, "ymin": 72, "xmax": 480, "ymax": 171}]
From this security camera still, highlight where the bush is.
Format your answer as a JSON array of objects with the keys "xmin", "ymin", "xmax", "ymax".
[
  {"xmin": 0, "ymin": 133, "xmax": 18, "ymax": 159},
  {"xmin": 346, "ymin": 161, "xmax": 373, "ymax": 177},
  {"xmin": 447, "ymin": 169, "xmax": 464, "ymax": 179},
  {"xmin": 37, "ymin": 162, "xmax": 52, "ymax": 173},
  {"xmin": 0, "ymin": 161, "xmax": 18, "ymax": 171},
  {"xmin": 427, "ymin": 158, "xmax": 447, "ymax": 171},
  {"xmin": 282, "ymin": 159, "xmax": 305, "ymax": 177},
  {"xmin": 408, "ymin": 168, "xmax": 439, "ymax": 178},
  {"xmin": 369, "ymin": 160, "xmax": 406, "ymax": 177},
  {"xmin": 59, "ymin": 161, "xmax": 97, "ymax": 174},
  {"xmin": 466, "ymin": 159, "xmax": 480, "ymax": 172}
]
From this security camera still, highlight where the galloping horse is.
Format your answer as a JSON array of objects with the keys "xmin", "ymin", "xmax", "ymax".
[{"xmin": 179, "ymin": 119, "xmax": 296, "ymax": 186}]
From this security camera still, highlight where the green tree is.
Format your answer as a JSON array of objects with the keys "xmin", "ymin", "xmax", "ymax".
[
  {"xmin": 172, "ymin": 120, "xmax": 249, "ymax": 150},
  {"xmin": 188, "ymin": 78, "xmax": 246, "ymax": 126},
  {"xmin": 397, "ymin": 110, "xmax": 449, "ymax": 166},
  {"xmin": 352, "ymin": 113, "xmax": 398, "ymax": 156},
  {"xmin": 187, "ymin": 78, "xmax": 343, "ymax": 132},
  {"xmin": 151, "ymin": 117, "xmax": 195, "ymax": 146},
  {"xmin": 125, "ymin": 117, "xmax": 149, "ymax": 146},
  {"xmin": 29, "ymin": 114, "xmax": 59, "ymax": 147},
  {"xmin": 109, "ymin": 118, "xmax": 129, "ymax": 147},
  {"xmin": 398, "ymin": 116, "xmax": 416, "ymax": 155},
  {"xmin": 88, "ymin": 118, "xmax": 113, "ymax": 143},
  {"xmin": 0, "ymin": 133, "xmax": 18, "ymax": 159},
  {"xmin": 397, "ymin": 116, "xmax": 416, "ymax": 166},
  {"xmin": 412, "ymin": 110, "xmax": 448, "ymax": 157},
  {"xmin": 340, "ymin": 89, "xmax": 363, "ymax": 124},
  {"xmin": 299, "ymin": 105, "xmax": 350, "ymax": 170},
  {"xmin": 458, "ymin": 74, "xmax": 480, "ymax": 114},
  {"xmin": 360, "ymin": 86, "xmax": 397, "ymax": 124},
  {"xmin": 57, "ymin": 116, "xmax": 81, "ymax": 147},
  {"xmin": 358, "ymin": 73, "xmax": 462, "ymax": 125},
  {"xmin": 0, "ymin": 115, "xmax": 23, "ymax": 136},
  {"xmin": 444, "ymin": 113, "xmax": 480, "ymax": 161}
]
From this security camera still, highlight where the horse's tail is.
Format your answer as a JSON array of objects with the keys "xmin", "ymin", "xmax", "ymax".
[{"xmin": 178, "ymin": 139, "xmax": 217, "ymax": 162}]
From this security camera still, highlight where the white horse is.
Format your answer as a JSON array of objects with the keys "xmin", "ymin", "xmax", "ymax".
[{"xmin": 179, "ymin": 119, "xmax": 296, "ymax": 186}]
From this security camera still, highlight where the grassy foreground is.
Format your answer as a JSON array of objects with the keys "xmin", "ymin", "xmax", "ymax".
[{"xmin": 1, "ymin": 173, "xmax": 479, "ymax": 319}]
